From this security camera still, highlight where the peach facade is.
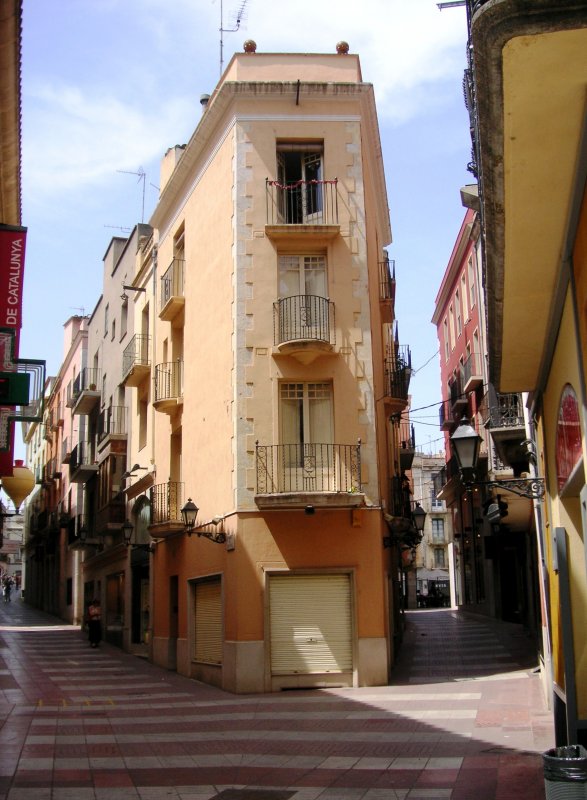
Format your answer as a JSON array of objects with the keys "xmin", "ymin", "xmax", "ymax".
[{"xmin": 135, "ymin": 50, "xmax": 408, "ymax": 692}]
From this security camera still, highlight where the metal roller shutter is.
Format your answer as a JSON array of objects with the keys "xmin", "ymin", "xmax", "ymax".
[
  {"xmin": 194, "ymin": 579, "xmax": 222, "ymax": 664},
  {"xmin": 269, "ymin": 574, "xmax": 352, "ymax": 674}
]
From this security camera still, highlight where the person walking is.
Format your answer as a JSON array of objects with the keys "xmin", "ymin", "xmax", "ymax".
[
  {"xmin": 86, "ymin": 598, "xmax": 102, "ymax": 647},
  {"xmin": 3, "ymin": 576, "xmax": 12, "ymax": 603}
]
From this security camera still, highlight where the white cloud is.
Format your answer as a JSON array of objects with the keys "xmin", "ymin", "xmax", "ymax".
[
  {"xmin": 23, "ymin": 84, "xmax": 193, "ymax": 196},
  {"xmin": 22, "ymin": 0, "xmax": 468, "ymax": 199}
]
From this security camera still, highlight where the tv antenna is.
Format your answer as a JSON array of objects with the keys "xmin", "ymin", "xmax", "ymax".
[
  {"xmin": 104, "ymin": 225, "xmax": 132, "ymax": 234},
  {"xmin": 117, "ymin": 167, "xmax": 146, "ymax": 222},
  {"xmin": 220, "ymin": 0, "xmax": 248, "ymax": 76}
]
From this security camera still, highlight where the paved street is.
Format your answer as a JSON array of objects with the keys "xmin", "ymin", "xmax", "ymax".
[{"xmin": 0, "ymin": 593, "xmax": 553, "ymax": 799}]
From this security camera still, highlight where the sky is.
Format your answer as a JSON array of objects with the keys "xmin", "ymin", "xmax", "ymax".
[{"xmin": 18, "ymin": 0, "xmax": 473, "ymax": 458}]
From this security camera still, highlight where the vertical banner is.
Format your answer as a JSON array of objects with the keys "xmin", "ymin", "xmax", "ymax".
[{"xmin": 0, "ymin": 226, "xmax": 26, "ymax": 477}]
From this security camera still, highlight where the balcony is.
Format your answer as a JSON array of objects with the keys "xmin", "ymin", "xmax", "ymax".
[
  {"xmin": 480, "ymin": 389, "xmax": 528, "ymax": 473},
  {"xmin": 122, "ymin": 334, "xmax": 151, "ymax": 387},
  {"xmin": 61, "ymin": 437, "xmax": 71, "ymax": 465},
  {"xmin": 399, "ymin": 422, "xmax": 416, "ymax": 472},
  {"xmin": 51, "ymin": 405, "xmax": 63, "ymax": 431},
  {"xmin": 265, "ymin": 179, "xmax": 339, "ymax": 241},
  {"xmin": 41, "ymin": 462, "xmax": 53, "ymax": 488},
  {"xmin": 255, "ymin": 442, "xmax": 363, "ymax": 509},
  {"xmin": 49, "ymin": 456, "xmax": 61, "ymax": 480},
  {"xmin": 97, "ymin": 405, "xmax": 127, "ymax": 448},
  {"xmin": 379, "ymin": 259, "xmax": 396, "ymax": 323},
  {"xmin": 462, "ymin": 351, "xmax": 484, "ymax": 393},
  {"xmin": 43, "ymin": 415, "xmax": 53, "ymax": 441},
  {"xmin": 153, "ymin": 360, "xmax": 183, "ymax": 413},
  {"xmin": 439, "ymin": 399, "xmax": 456, "ymax": 431},
  {"xmin": 159, "ymin": 258, "xmax": 185, "ymax": 322},
  {"xmin": 388, "ymin": 475, "xmax": 412, "ymax": 519},
  {"xmin": 449, "ymin": 370, "xmax": 468, "ymax": 413},
  {"xmin": 273, "ymin": 295, "xmax": 335, "ymax": 364},
  {"xmin": 148, "ymin": 481, "xmax": 185, "ymax": 538},
  {"xmin": 383, "ymin": 345, "xmax": 412, "ymax": 415},
  {"xmin": 94, "ymin": 498, "xmax": 126, "ymax": 537},
  {"xmin": 69, "ymin": 441, "xmax": 98, "ymax": 484},
  {"xmin": 71, "ymin": 367, "xmax": 102, "ymax": 415},
  {"xmin": 68, "ymin": 513, "xmax": 100, "ymax": 549}
]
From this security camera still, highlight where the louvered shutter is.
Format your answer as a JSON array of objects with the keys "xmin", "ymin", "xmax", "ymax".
[
  {"xmin": 194, "ymin": 579, "xmax": 222, "ymax": 664},
  {"xmin": 269, "ymin": 574, "xmax": 352, "ymax": 674}
]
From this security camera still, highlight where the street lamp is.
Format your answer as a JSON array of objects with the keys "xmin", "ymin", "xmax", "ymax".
[
  {"xmin": 412, "ymin": 503, "xmax": 427, "ymax": 534},
  {"xmin": 181, "ymin": 498, "xmax": 226, "ymax": 544},
  {"xmin": 122, "ymin": 519, "xmax": 154, "ymax": 552},
  {"xmin": 450, "ymin": 419, "xmax": 545, "ymax": 499}
]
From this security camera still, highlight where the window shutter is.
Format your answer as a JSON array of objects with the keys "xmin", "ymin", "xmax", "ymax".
[
  {"xmin": 194, "ymin": 579, "xmax": 222, "ymax": 664},
  {"xmin": 269, "ymin": 574, "xmax": 352, "ymax": 674}
]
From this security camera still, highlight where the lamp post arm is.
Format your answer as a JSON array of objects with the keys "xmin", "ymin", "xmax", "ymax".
[{"xmin": 476, "ymin": 478, "xmax": 545, "ymax": 500}]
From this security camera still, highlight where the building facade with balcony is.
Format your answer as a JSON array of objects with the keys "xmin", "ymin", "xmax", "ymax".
[
  {"xmin": 432, "ymin": 203, "xmax": 541, "ymax": 636},
  {"xmin": 23, "ymin": 316, "xmax": 88, "ymax": 622},
  {"xmin": 120, "ymin": 44, "xmax": 416, "ymax": 693},
  {"xmin": 74, "ymin": 225, "xmax": 153, "ymax": 652},
  {"xmin": 463, "ymin": 0, "xmax": 587, "ymax": 746},
  {"xmin": 408, "ymin": 453, "xmax": 454, "ymax": 610}
]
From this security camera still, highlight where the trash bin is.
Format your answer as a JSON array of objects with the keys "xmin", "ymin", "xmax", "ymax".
[{"xmin": 543, "ymin": 745, "xmax": 587, "ymax": 799}]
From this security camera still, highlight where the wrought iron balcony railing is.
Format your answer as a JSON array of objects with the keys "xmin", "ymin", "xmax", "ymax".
[
  {"xmin": 154, "ymin": 360, "xmax": 183, "ymax": 404},
  {"xmin": 266, "ymin": 178, "xmax": 339, "ymax": 226},
  {"xmin": 160, "ymin": 258, "xmax": 185, "ymax": 308},
  {"xmin": 97, "ymin": 405, "xmax": 127, "ymax": 442},
  {"xmin": 273, "ymin": 295, "xmax": 335, "ymax": 346},
  {"xmin": 384, "ymin": 359, "xmax": 411, "ymax": 402},
  {"xmin": 462, "ymin": 351, "xmax": 484, "ymax": 392},
  {"xmin": 449, "ymin": 369, "xmax": 467, "ymax": 410},
  {"xmin": 94, "ymin": 498, "xmax": 126, "ymax": 536},
  {"xmin": 480, "ymin": 391, "xmax": 524, "ymax": 430},
  {"xmin": 122, "ymin": 334, "xmax": 151, "ymax": 382},
  {"xmin": 379, "ymin": 258, "xmax": 396, "ymax": 303},
  {"xmin": 255, "ymin": 442, "xmax": 361, "ymax": 495},
  {"xmin": 388, "ymin": 475, "xmax": 413, "ymax": 519},
  {"xmin": 150, "ymin": 481, "xmax": 184, "ymax": 525},
  {"xmin": 72, "ymin": 367, "xmax": 102, "ymax": 397}
]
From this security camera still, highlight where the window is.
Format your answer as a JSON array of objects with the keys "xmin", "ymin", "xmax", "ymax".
[
  {"xmin": 111, "ymin": 318, "xmax": 116, "ymax": 341},
  {"xmin": 448, "ymin": 305, "xmax": 455, "ymax": 350},
  {"xmin": 434, "ymin": 549, "xmax": 446, "ymax": 568},
  {"xmin": 461, "ymin": 274, "xmax": 468, "ymax": 321},
  {"xmin": 104, "ymin": 303, "xmax": 109, "ymax": 337},
  {"xmin": 455, "ymin": 290, "xmax": 462, "ymax": 337},
  {"xmin": 138, "ymin": 392, "xmax": 148, "ymax": 451},
  {"xmin": 431, "ymin": 518, "xmax": 445, "ymax": 543},
  {"xmin": 443, "ymin": 318, "xmax": 449, "ymax": 361},
  {"xmin": 280, "ymin": 382, "xmax": 333, "ymax": 449},
  {"xmin": 276, "ymin": 142, "xmax": 324, "ymax": 223},
  {"xmin": 468, "ymin": 257, "xmax": 476, "ymax": 308},
  {"xmin": 279, "ymin": 254, "xmax": 327, "ymax": 297},
  {"xmin": 120, "ymin": 296, "xmax": 128, "ymax": 340}
]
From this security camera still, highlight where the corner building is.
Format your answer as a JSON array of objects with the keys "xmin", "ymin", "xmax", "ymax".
[{"xmin": 128, "ymin": 47, "xmax": 412, "ymax": 693}]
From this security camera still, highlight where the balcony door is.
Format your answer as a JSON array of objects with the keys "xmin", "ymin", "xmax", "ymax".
[
  {"xmin": 280, "ymin": 382, "xmax": 333, "ymax": 491},
  {"xmin": 279, "ymin": 255, "xmax": 327, "ymax": 341},
  {"xmin": 276, "ymin": 145, "xmax": 323, "ymax": 223}
]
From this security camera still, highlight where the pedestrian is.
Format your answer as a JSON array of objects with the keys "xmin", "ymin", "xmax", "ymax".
[
  {"xmin": 3, "ymin": 577, "xmax": 12, "ymax": 603},
  {"xmin": 86, "ymin": 598, "xmax": 102, "ymax": 647}
]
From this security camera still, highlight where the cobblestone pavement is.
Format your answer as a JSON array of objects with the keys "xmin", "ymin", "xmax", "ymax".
[{"xmin": 0, "ymin": 594, "xmax": 554, "ymax": 799}]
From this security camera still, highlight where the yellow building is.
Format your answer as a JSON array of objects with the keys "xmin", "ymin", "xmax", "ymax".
[
  {"xmin": 119, "ymin": 44, "xmax": 414, "ymax": 693},
  {"xmin": 466, "ymin": 1, "xmax": 587, "ymax": 745}
]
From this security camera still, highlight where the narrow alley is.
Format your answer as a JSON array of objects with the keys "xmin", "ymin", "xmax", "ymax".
[{"xmin": 0, "ymin": 596, "xmax": 553, "ymax": 800}]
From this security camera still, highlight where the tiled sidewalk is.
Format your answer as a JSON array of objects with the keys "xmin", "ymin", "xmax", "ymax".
[{"xmin": 0, "ymin": 597, "xmax": 554, "ymax": 799}]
